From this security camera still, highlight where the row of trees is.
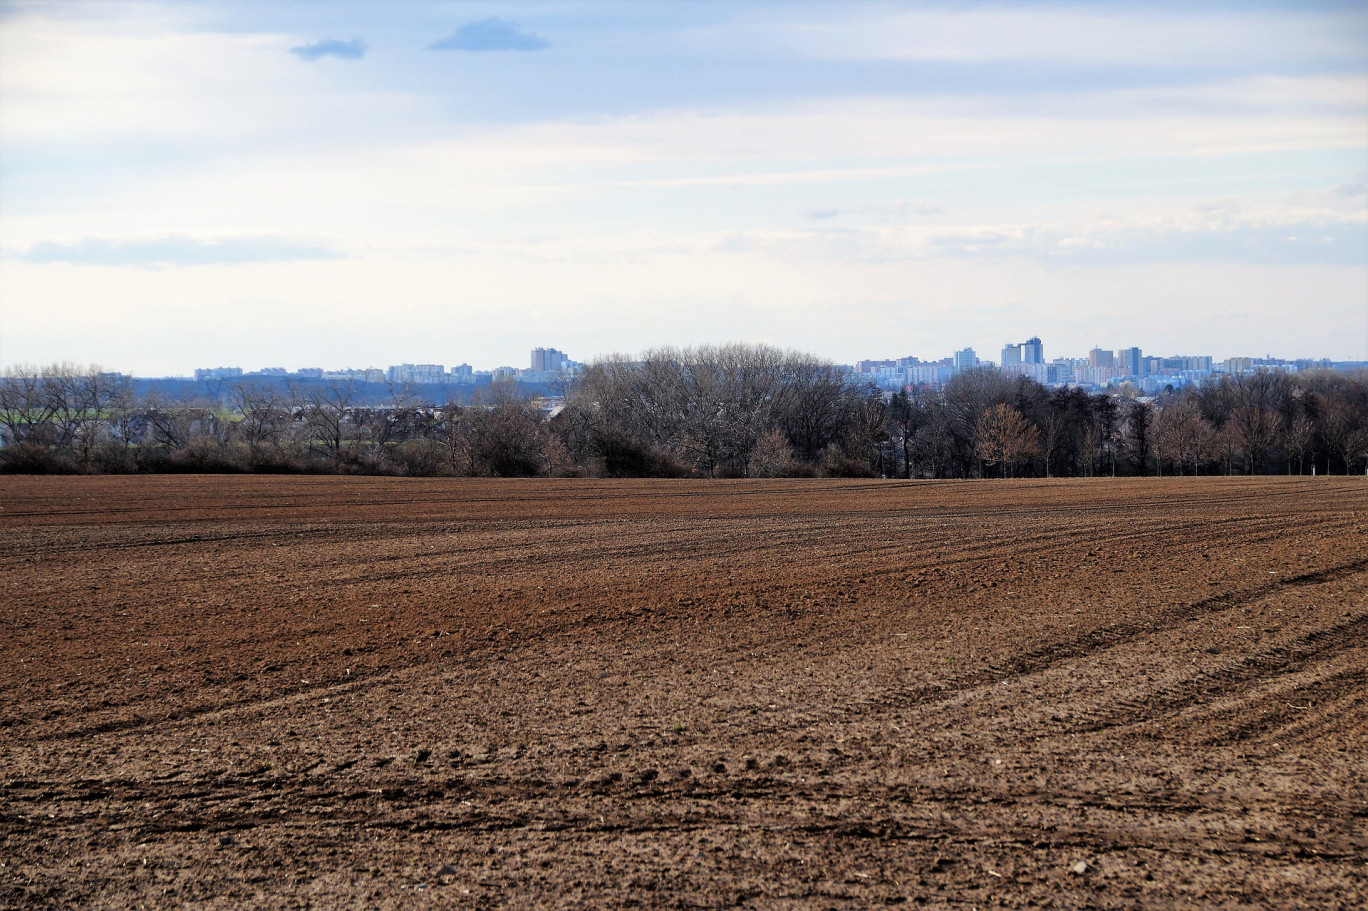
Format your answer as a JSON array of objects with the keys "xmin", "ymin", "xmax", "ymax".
[
  {"xmin": 882, "ymin": 366, "xmax": 1368, "ymax": 479},
  {"xmin": 0, "ymin": 364, "xmax": 562, "ymax": 477},
  {"xmin": 3, "ymin": 352, "xmax": 1367, "ymax": 478}
]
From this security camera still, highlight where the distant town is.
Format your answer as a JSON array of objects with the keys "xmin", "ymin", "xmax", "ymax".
[{"xmin": 183, "ymin": 341, "xmax": 1364, "ymax": 396}]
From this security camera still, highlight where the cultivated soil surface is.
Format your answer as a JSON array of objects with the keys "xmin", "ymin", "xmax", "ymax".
[{"xmin": 1, "ymin": 475, "xmax": 1365, "ymax": 909}]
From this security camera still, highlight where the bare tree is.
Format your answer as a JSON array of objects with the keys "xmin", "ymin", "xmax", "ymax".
[
  {"xmin": 1125, "ymin": 399, "xmax": 1154, "ymax": 476},
  {"xmin": 299, "ymin": 379, "xmax": 360, "ymax": 468},
  {"xmin": 748, "ymin": 427, "xmax": 797, "ymax": 478},
  {"xmin": 885, "ymin": 389, "xmax": 925, "ymax": 479},
  {"xmin": 576, "ymin": 343, "xmax": 860, "ymax": 476},
  {"xmin": 40, "ymin": 362, "xmax": 89, "ymax": 454},
  {"xmin": 911, "ymin": 415, "xmax": 951, "ymax": 479},
  {"xmin": 1153, "ymin": 399, "xmax": 1211, "ymax": 476},
  {"xmin": 1208, "ymin": 370, "xmax": 1288, "ymax": 473},
  {"xmin": 0, "ymin": 365, "xmax": 59, "ymax": 446},
  {"xmin": 230, "ymin": 383, "xmax": 291, "ymax": 466},
  {"xmin": 435, "ymin": 402, "xmax": 479, "ymax": 476},
  {"xmin": 1279, "ymin": 412, "xmax": 1315, "ymax": 475},
  {"xmin": 778, "ymin": 357, "xmax": 861, "ymax": 466},
  {"xmin": 1039, "ymin": 411, "xmax": 1065, "ymax": 478},
  {"xmin": 473, "ymin": 399, "xmax": 547, "ymax": 477},
  {"xmin": 1215, "ymin": 421, "xmax": 1243, "ymax": 476},
  {"xmin": 1318, "ymin": 401, "xmax": 1357, "ymax": 474},
  {"xmin": 77, "ymin": 371, "xmax": 132, "ymax": 470},
  {"xmin": 976, "ymin": 404, "xmax": 1041, "ymax": 478},
  {"xmin": 143, "ymin": 391, "xmax": 191, "ymax": 454},
  {"xmin": 1092, "ymin": 394, "xmax": 1119, "ymax": 477},
  {"xmin": 942, "ymin": 368, "xmax": 1016, "ymax": 477},
  {"xmin": 1346, "ymin": 426, "xmax": 1368, "ymax": 475},
  {"xmin": 142, "ymin": 388, "xmax": 228, "ymax": 468}
]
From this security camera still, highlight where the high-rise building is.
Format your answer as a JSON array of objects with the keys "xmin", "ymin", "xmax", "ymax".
[
  {"xmin": 531, "ymin": 347, "xmax": 571, "ymax": 372},
  {"xmin": 1089, "ymin": 348, "xmax": 1115, "ymax": 368},
  {"xmin": 953, "ymin": 348, "xmax": 978, "ymax": 372},
  {"xmin": 1117, "ymin": 347, "xmax": 1142, "ymax": 377},
  {"xmin": 1000, "ymin": 337, "xmax": 1043, "ymax": 368}
]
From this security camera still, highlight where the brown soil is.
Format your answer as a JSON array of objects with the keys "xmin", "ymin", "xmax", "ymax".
[{"xmin": 1, "ymin": 475, "xmax": 1365, "ymax": 909}]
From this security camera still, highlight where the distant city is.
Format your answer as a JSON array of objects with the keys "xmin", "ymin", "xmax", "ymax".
[
  {"xmin": 849, "ymin": 338, "xmax": 1356, "ymax": 395},
  {"xmin": 183, "ymin": 341, "xmax": 1364, "ymax": 396},
  {"xmin": 191, "ymin": 347, "xmax": 582, "ymax": 388}
]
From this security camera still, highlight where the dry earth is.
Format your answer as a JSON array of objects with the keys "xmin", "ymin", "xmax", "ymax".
[{"xmin": 1, "ymin": 475, "xmax": 1365, "ymax": 909}]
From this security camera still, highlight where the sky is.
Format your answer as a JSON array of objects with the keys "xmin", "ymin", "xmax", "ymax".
[{"xmin": 1, "ymin": 0, "xmax": 1366, "ymax": 375}]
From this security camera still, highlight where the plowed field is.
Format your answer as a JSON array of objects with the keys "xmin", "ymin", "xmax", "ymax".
[{"xmin": 1, "ymin": 475, "xmax": 1365, "ymax": 909}]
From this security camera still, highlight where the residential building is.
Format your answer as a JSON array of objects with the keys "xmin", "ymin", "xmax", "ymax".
[
  {"xmin": 386, "ymin": 364, "xmax": 446, "ymax": 384},
  {"xmin": 531, "ymin": 347, "xmax": 572, "ymax": 372},
  {"xmin": 907, "ymin": 365, "xmax": 954, "ymax": 385},
  {"xmin": 1075, "ymin": 365, "xmax": 1127, "ymax": 386},
  {"xmin": 194, "ymin": 367, "xmax": 243, "ymax": 380},
  {"xmin": 1001, "ymin": 363, "xmax": 1050, "ymax": 384}
]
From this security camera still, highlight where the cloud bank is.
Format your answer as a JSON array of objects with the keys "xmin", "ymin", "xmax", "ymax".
[
  {"xmin": 19, "ymin": 236, "xmax": 344, "ymax": 267},
  {"xmin": 430, "ymin": 19, "xmax": 548, "ymax": 52},
  {"xmin": 290, "ymin": 39, "xmax": 367, "ymax": 62}
]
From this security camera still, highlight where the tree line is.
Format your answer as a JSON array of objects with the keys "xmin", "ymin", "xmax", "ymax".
[{"xmin": 3, "ymin": 348, "xmax": 1367, "ymax": 477}]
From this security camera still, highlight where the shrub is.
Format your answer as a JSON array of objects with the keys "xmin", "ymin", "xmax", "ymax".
[
  {"xmin": 391, "ymin": 439, "xmax": 448, "ymax": 477},
  {"xmin": 0, "ymin": 442, "xmax": 73, "ymax": 474}
]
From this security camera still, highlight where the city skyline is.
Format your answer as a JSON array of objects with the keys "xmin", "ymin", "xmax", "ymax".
[
  {"xmin": 2, "ymin": 1, "xmax": 1366, "ymax": 373},
  {"xmin": 172, "ymin": 335, "xmax": 1359, "ymax": 400},
  {"xmin": 13, "ymin": 331, "xmax": 1360, "ymax": 381}
]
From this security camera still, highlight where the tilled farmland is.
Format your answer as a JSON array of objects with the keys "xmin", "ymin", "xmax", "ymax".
[{"xmin": 1, "ymin": 475, "xmax": 1365, "ymax": 909}]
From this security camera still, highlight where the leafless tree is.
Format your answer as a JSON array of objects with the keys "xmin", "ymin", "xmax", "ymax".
[
  {"xmin": 976, "ymin": 404, "xmax": 1041, "ymax": 478},
  {"xmin": 1346, "ymin": 426, "xmax": 1368, "ymax": 475},
  {"xmin": 39, "ymin": 362, "xmax": 90, "ymax": 454},
  {"xmin": 298, "ymin": 379, "xmax": 360, "ymax": 468},
  {"xmin": 1279, "ymin": 412, "xmax": 1315, "ymax": 475},
  {"xmin": 915, "ymin": 416, "xmax": 955, "ymax": 479},
  {"xmin": 1319, "ymin": 401, "xmax": 1354, "ymax": 475},
  {"xmin": 230, "ymin": 383, "xmax": 291, "ymax": 465},
  {"xmin": 885, "ymin": 389, "xmax": 925, "ymax": 479},
  {"xmin": 1124, "ymin": 399, "xmax": 1154, "ymax": 476},
  {"xmin": 1215, "ymin": 421, "xmax": 1243, "ymax": 476},
  {"xmin": 942, "ymin": 368, "xmax": 1015, "ymax": 477},
  {"xmin": 0, "ymin": 365, "xmax": 59, "ymax": 446},
  {"xmin": 472, "ymin": 399, "xmax": 547, "ymax": 477},
  {"xmin": 748, "ymin": 427, "xmax": 797, "ymax": 477},
  {"xmin": 575, "ymin": 343, "xmax": 861, "ymax": 476},
  {"xmin": 1039, "ymin": 411, "xmax": 1065, "ymax": 478},
  {"xmin": 1153, "ymin": 399, "xmax": 1211, "ymax": 476},
  {"xmin": 777, "ymin": 357, "xmax": 861, "ymax": 466}
]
